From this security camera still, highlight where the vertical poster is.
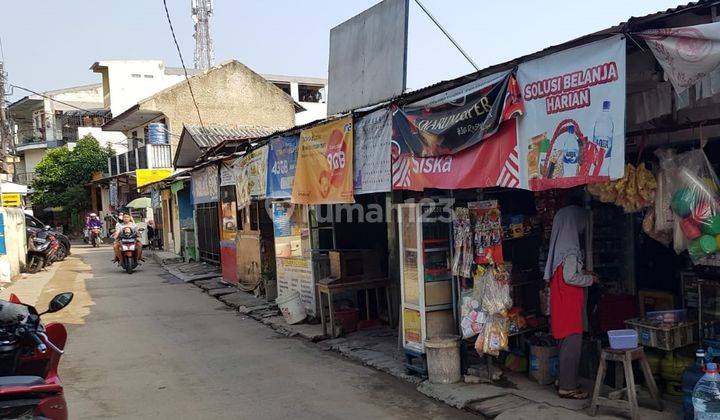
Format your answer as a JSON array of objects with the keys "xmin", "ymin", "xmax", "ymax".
[
  {"xmin": 353, "ymin": 108, "xmax": 392, "ymax": 195},
  {"xmin": 150, "ymin": 188, "xmax": 161, "ymax": 209},
  {"xmin": 517, "ymin": 35, "xmax": 626, "ymax": 190},
  {"xmin": 109, "ymin": 180, "xmax": 118, "ymax": 207},
  {"xmin": 220, "ymin": 186, "xmax": 237, "ymax": 241},
  {"xmin": 234, "ymin": 147, "xmax": 268, "ymax": 208},
  {"xmin": 266, "ymin": 135, "xmax": 299, "ymax": 199},
  {"xmin": 191, "ymin": 165, "xmax": 219, "ymax": 204},
  {"xmin": 469, "ymin": 200, "xmax": 504, "ymax": 265},
  {"xmin": 219, "ymin": 161, "xmax": 236, "ymax": 187},
  {"xmin": 291, "ymin": 116, "xmax": 354, "ymax": 204}
]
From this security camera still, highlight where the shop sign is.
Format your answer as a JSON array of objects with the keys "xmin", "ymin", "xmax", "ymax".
[
  {"xmin": 276, "ymin": 257, "xmax": 316, "ymax": 317},
  {"xmin": 353, "ymin": 108, "xmax": 392, "ymax": 195},
  {"xmin": 191, "ymin": 165, "xmax": 219, "ymax": 204},
  {"xmin": 219, "ymin": 161, "xmax": 235, "ymax": 187},
  {"xmin": 392, "ymin": 71, "xmax": 522, "ymax": 157},
  {"xmin": 517, "ymin": 35, "xmax": 626, "ymax": 190},
  {"xmin": 109, "ymin": 180, "xmax": 118, "ymax": 207},
  {"xmin": 234, "ymin": 146, "xmax": 268, "ymax": 208},
  {"xmin": 170, "ymin": 180, "xmax": 184, "ymax": 194},
  {"xmin": 1, "ymin": 193, "xmax": 21, "ymax": 207},
  {"xmin": 292, "ymin": 116, "xmax": 354, "ymax": 204},
  {"xmin": 392, "ymin": 120, "xmax": 520, "ymax": 191},
  {"xmin": 136, "ymin": 168, "xmax": 172, "ymax": 189},
  {"xmin": 266, "ymin": 135, "xmax": 299, "ymax": 199}
]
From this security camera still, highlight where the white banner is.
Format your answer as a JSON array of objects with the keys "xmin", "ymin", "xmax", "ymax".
[
  {"xmin": 234, "ymin": 147, "xmax": 268, "ymax": 208},
  {"xmin": 517, "ymin": 35, "xmax": 626, "ymax": 191},
  {"xmin": 353, "ymin": 108, "xmax": 392, "ymax": 194},
  {"xmin": 219, "ymin": 161, "xmax": 235, "ymax": 187},
  {"xmin": 640, "ymin": 21, "xmax": 720, "ymax": 93}
]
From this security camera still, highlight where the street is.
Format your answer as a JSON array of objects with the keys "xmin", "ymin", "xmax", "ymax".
[{"xmin": 1, "ymin": 244, "xmax": 473, "ymax": 420}]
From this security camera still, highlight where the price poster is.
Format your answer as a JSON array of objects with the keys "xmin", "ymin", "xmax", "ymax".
[
  {"xmin": 266, "ymin": 135, "xmax": 299, "ymax": 199},
  {"xmin": 292, "ymin": 116, "xmax": 354, "ymax": 204}
]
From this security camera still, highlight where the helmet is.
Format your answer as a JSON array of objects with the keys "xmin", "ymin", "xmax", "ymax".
[{"xmin": 89, "ymin": 213, "xmax": 97, "ymax": 217}]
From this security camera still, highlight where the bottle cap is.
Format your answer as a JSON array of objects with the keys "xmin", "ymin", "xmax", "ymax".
[
  {"xmin": 603, "ymin": 100, "xmax": 611, "ymax": 110},
  {"xmin": 567, "ymin": 125, "xmax": 575, "ymax": 135},
  {"xmin": 706, "ymin": 362, "xmax": 718, "ymax": 373}
]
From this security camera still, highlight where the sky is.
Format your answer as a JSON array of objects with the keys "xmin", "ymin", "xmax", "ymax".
[{"xmin": 1, "ymin": 0, "xmax": 686, "ymax": 101}]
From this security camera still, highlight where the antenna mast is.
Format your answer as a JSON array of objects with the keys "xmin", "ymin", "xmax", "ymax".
[{"xmin": 191, "ymin": 0, "xmax": 214, "ymax": 70}]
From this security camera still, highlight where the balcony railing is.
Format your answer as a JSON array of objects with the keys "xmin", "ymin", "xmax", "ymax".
[
  {"xmin": 13, "ymin": 172, "xmax": 36, "ymax": 185},
  {"xmin": 107, "ymin": 143, "xmax": 172, "ymax": 177}
]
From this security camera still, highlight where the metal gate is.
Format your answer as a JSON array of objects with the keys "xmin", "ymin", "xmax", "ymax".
[{"xmin": 195, "ymin": 202, "xmax": 220, "ymax": 264}]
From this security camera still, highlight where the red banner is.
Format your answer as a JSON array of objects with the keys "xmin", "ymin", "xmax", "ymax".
[{"xmin": 392, "ymin": 120, "xmax": 519, "ymax": 191}]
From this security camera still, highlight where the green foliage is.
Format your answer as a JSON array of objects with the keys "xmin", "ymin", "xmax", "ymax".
[{"xmin": 31, "ymin": 135, "xmax": 114, "ymax": 213}]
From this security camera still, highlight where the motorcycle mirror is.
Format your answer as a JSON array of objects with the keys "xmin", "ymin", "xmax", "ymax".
[{"xmin": 43, "ymin": 292, "xmax": 74, "ymax": 314}]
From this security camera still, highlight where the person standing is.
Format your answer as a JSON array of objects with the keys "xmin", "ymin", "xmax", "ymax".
[{"xmin": 543, "ymin": 201, "xmax": 598, "ymax": 399}]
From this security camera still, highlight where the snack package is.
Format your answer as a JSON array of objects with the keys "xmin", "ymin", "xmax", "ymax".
[
  {"xmin": 452, "ymin": 207, "xmax": 473, "ymax": 278},
  {"xmin": 659, "ymin": 149, "xmax": 720, "ymax": 262},
  {"xmin": 482, "ymin": 315, "xmax": 509, "ymax": 356},
  {"xmin": 475, "ymin": 266, "xmax": 512, "ymax": 315},
  {"xmin": 586, "ymin": 163, "xmax": 657, "ymax": 212},
  {"xmin": 459, "ymin": 288, "xmax": 486, "ymax": 339}
]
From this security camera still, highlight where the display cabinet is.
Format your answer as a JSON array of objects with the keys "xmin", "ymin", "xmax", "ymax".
[{"xmin": 398, "ymin": 202, "xmax": 457, "ymax": 354}]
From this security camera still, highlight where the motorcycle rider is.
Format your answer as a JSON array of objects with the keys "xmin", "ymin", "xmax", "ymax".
[
  {"xmin": 112, "ymin": 213, "xmax": 143, "ymax": 263},
  {"xmin": 86, "ymin": 213, "xmax": 103, "ymax": 244}
]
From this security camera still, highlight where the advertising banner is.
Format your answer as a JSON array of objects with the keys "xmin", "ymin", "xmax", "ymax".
[
  {"xmin": 234, "ymin": 147, "xmax": 268, "ymax": 207},
  {"xmin": 292, "ymin": 117, "xmax": 354, "ymax": 204},
  {"xmin": 266, "ymin": 135, "xmax": 299, "ymax": 199},
  {"xmin": 219, "ymin": 161, "xmax": 236, "ymax": 187},
  {"xmin": 1, "ymin": 193, "xmax": 21, "ymax": 207},
  {"xmin": 136, "ymin": 169, "xmax": 172, "ymax": 189},
  {"xmin": 392, "ymin": 120, "xmax": 520, "ymax": 191},
  {"xmin": 392, "ymin": 72, "xmax": 522, "ymax": 156},
  {"xmin": 191, "ymin": 165, "xmax": 219, "ymax": 204},
  {"xmin": 109, "ymin": 180, "xmax": 118, "ymax": 207},
  {"xmin": 353, "ymin": 108, "xmax": 392, "ymax": 194},
  {"xmin": 517, "ymin": 35, "xmax": 626, "ymax": 191}
]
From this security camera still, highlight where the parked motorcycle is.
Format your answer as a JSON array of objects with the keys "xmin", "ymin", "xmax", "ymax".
[
  {"xmin": 0, "ymin": 292, "xmax": 73, "ymax": 420},
  {"xmin": 26, "ymin": 229, "xmax": 51, "ymax": 274},
  {"xmin": 89, "ymin": 227, "xmax": 102, "ymax": 248},
  {"xmin": 118, "ymin": 227, "xmax": 141, "ymax": 274}
]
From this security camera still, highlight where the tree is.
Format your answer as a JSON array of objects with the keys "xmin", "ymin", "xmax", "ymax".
[{"xmin": 32, "ymin": 135, "xmax": 114, "ymax": 217}]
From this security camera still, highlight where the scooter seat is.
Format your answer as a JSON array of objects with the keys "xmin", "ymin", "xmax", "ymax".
[{"xmin": 0, "ymin": 375, "xmax": 45, "ymax": 387}]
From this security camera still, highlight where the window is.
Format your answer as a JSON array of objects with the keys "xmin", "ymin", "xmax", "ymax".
[
  {"xmin": 309, "ymin": 205, "xmax": 335, "ymax": 250},
  {"xmin": 274, "ymin": 83, "xmax": 291, "ymax": 96},
  {"xmin": 298, "ymin": 84, "xmax": 324, "ymax": 103}
]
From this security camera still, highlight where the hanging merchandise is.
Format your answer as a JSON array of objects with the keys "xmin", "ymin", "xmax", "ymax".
[
  {"xmin": 659, "ymin": 149, "xmax": 720, "ymax": 263},
  {"xmin": 474, "ymin": 314, "xmax": 509, "ymax": 357},
  {"xmin": 476, "ymin": 265, "xmax": 512, "ymax": 315},
  {"xmin": 452, "ymin": 207, "xmax": 473, "ymax": 278},
  {"xmin": 586, "ymin": 163, "xmax": 657, "ymax": 212},
  {"xmin": 459, "ymin": 288, "xmax": 486, "ymax": 339},
  {"xmin": 470, "ymin": 200, "xmax": 504, "ymax": 265}
]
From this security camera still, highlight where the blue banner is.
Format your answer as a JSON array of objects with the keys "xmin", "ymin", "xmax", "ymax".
[{"xmin": 266, "ymin": 135, "xmax": 299, "ymax": 199}]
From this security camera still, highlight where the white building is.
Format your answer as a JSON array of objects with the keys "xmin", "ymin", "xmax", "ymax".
[{"xmin": 261, "ymin": 74, "xmax": 328, "ymax": 125}]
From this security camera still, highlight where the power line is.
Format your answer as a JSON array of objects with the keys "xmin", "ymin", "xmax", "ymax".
[{"xmin": 162, "ymin": 0, "xmax": 205, "ymax": 128}]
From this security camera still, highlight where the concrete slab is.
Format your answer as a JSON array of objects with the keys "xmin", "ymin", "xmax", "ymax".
[
  {"xmin": 467, "ymin": 394, "xmax": 533, "ymax": 417},
  {"xmin": 417, "ymin": 381, "xmax": 507, "ymax": 410},
  {"xmin": 494, "ymin": 403, "xmax": 597, "ymax": 420},
  {"xmin": 218, "ymin": 291, "xmax": 267, "ymax": 309},
  {"xmin": 194, "ymin": 278, "xmax": 227, "ymax": 291},
  {"xmin": 207, "ymin": 287, "xmax": 237, "ymax": 297},
  {"xmin": 260, "ymin": 316, "xmax": 325, "ymax": 342},
  {"xmin": 150, "ymin": 251, "xmax": 183, "ymax": 265}
]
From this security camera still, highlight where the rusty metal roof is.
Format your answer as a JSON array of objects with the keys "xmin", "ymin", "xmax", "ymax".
[{"xmin": 183, "ymin": 125, "xmax": 279, "ymax": 149}]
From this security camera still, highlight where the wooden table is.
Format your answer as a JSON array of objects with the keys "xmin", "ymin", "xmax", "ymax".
[{"xmin": 317, "ymin": 277, "xmax": 392, "ymax": 338}]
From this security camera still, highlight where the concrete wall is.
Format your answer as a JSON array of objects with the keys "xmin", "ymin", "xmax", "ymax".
[
  {"xmin": 43, "ymin": 86, "xmax": 104, "ymax": 141},
  {"xmin": 139, "ymin": 61, "xmax": 296, "ymax": 150},
  {"xmin": 97, "ymin": 60, "xmax": 187, "ymax": 117},
  {"xmin": 23, "ymin": 149, "xmax": 47, "ymax": 174},
  {"xmin": 0, "ymin": 208, "xmax": 27, "ymax": 282}
]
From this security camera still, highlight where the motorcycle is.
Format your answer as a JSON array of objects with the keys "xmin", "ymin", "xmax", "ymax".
[
  {"xmin": 0, "ymin": 292, "xmax": 73, "ymax": 420},
  {"xmin": 89, "ymin": 227, "xmax": 101, "ymax": 248},
  {"xmin": 118, "ymin": 227, "xmax": 141, "ymax": 274},
  {"xmin": 26, "ymin": 229, "xmax": 51, "ymax": 274}
]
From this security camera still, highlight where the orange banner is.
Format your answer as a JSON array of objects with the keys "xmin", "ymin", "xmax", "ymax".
[{"xmin": 291, "ymin": 117, "xmax": 354, "ymax": 204}]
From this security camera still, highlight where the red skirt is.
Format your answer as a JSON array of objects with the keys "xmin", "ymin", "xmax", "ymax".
[{"xmin": 550, "ymin": 264, "xmax": 584, "ymax": 340}]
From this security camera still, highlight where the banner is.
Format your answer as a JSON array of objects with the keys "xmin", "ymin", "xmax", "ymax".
[
  {"xmin": 150, "ymin": 188, "xmax": 161, "ymax": 209},
  {"xmin": 353, "ymin": 109, "xmax": 392, "ymax": 194},
  {"xmin": 292, "ymin": 117, "xmax": 354, "ymax": 204},
  {"xmin": 517, "ymin": 35, "xmax": 626, "ymax": 191},
  {"xmin": 136, "ymin": 168, "xmax": 172, "ymax": 189},
  {"xmin": 219, "ymin": 161, "xmax": 235, "ymax": 186},
  {"xmin": 392, "ymin": 72, "xmax": 522, "ymax": 156},
  {"xmin": 191, "ymin": 165, "xmax": 219, "ymax": 204},
  {"xmin": 392, "ymin": 120, "xmax": 520, "ymax": 191},
  {"xmin": 234, "ymin": 146, "xmax": 268, "ymax": 207},
  {"xmin": 266, "ymin": 135, "xmax": 299, "ymax": 199},
  {"xmin": 640, "ymin": 21, "xmax": 720, "ymax": 93},
  {"xmin": 1, "ymin": 193, "xmax": 21, "ymax": 207},
  {"xmin": 109, "ymin": 180, "xmax": 118, "ymax": 207}
]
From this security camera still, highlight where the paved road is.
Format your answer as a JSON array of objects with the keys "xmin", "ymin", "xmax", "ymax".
[{"xmin": 2, "ymin": 245, "xmax": 473, "ymax": 420}]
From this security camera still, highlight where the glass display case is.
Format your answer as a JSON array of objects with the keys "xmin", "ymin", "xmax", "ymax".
[{"xmin": 398, "ymin": 202, "xmax": 457, "ymax": 353}]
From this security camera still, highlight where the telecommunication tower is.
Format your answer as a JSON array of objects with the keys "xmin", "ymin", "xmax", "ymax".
[{"xmin": 191, "ymin": 0, "xmax": 214, "ymax": 70}]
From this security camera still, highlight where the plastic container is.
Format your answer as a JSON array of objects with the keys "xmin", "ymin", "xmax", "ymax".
[
  {"xmin": 646, "ymin": 309, "xmax": 688, "ymax": 325},
  {"xmin": 334, "ymin": 308, "xmax": 359, "ymax": 334},
  {"xmin": 683, "ymin": 349, "xmax": 707, "ymax": 420},
  {"xmin": 425, "ymin": 335, "xmax": 461, "ymax": 384},
  {"xmin": 625, "ymin": 318, "xmax": 697, "ymax": 351},
  {"xmin": 147, "ymin": 122, "xmax": 168, "ymax": 145},
  {"xmin": 607, "ymin": 329, "xmax": 639, "ymax": 349},
  {"xmin": 276, "ymin": 291, "xmax": 306, "ymax": 325},
  {"xmin": 693, "ymin": 362, "xmax": 720, "ymax": 418}
]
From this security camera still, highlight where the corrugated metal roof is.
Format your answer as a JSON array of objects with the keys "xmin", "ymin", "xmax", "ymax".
[{"xmin": 184, "ymin": 125, "xmax": 279, "ymax": 149}]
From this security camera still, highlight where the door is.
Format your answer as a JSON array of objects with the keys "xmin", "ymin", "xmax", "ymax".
[{"xmin": 195, "ymin": 202, "xmax": 220, "ymax": 264}]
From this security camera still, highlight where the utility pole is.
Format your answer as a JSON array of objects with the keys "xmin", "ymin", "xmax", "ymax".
[
  {"xmin": 0, "ymin": 62, "xmax": 10, "ymax": 163},
  {"xmin": 191, "ymin": 0, "xmax": 214, "ymax": 70}
]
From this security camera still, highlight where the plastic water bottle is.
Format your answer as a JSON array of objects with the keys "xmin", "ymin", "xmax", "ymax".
[
  {"xmin": 683, "ymin": 349, "xmax": 707, "ymax": 419},
  {"xmin": 592, "ymin": 100, "xmax": 614, "ymax": 158},
  {"xmin": 693, "ymin": 362, "xmax": 720, "ymax": 419},
  {"xmin": 561, "ymin": 125, "xmax": 579, "ymax": 177}
]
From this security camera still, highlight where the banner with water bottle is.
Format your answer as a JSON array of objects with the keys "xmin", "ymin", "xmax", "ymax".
[{"xmin": 517, "ymin": 35, "xmax": 626, "ymax": 191}]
